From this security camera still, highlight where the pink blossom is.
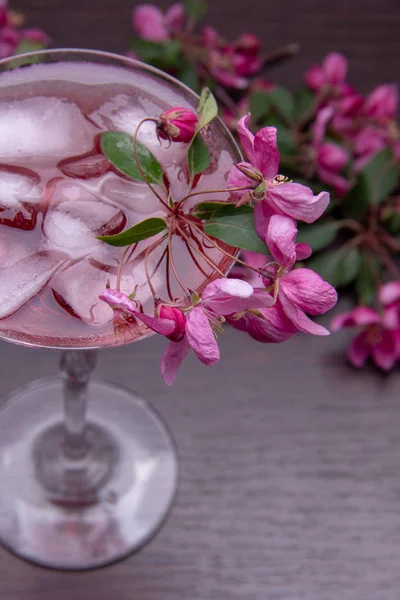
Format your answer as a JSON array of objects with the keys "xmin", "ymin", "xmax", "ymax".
[
  {"xmin": 364, "ymin": 84, "xmax": 398, "ymax": 122},
  {"xmin": 229, "ymin": 215, "xmax": 337, "ymax": 341},
  {"xmin": 379, "ymin": 281, "xmax": 400, "ymax": 331},
  {"xmin": 228, "ymin": 114, "xmax": 330, "ymax": 225},
  {"xmin": 161, "ymin": 278, "xmax": 270, "ymax": 385},
  {"xmin": 311, "ymin": 107, "xmax": 351, "ymax": 195},
  {"xmin": 332, "ymin": 306, "xmax": 399, "ymax": 370},
  {"xmin": 353, "ymin": 125, "xmax": 387, "ymax": 171},
  {"xmin": 158, "ymin": 107, "xmax": 198, "ymax": 143},
  {"xmin": 132, "ymin": 3, "xmax": 185, "ymax": 42},
  {"xmin": 202, "ymin": 28, "xmax": 262, "ymax": 89},
  {"xmin": 305, "ymin": 52, "xmax": 348, "ymax": 93},
  {"xmin": 99, "ymin": 288, "xmax": 176, "ymax": 336}
]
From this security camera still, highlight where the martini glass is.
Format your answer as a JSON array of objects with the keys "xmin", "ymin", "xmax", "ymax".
[{"xmin": 0, "ymin": 49, "xmax": 240, "ymax": 569}]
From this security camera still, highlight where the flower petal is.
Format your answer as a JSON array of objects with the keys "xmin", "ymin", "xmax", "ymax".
[
  {"xmin": 348, "ymin": 331, "xmax": 370, "ymax": 368},
  {"xmin": 279, "ymin": 290, "xmax": 331, "ymax": 336},
  {"xmin": 134, "ymin": 312, "xmax": 176, "ymax": 336},
  {"xmin": 253, "ymin": 126, "xmax": 280, "ymax": 180},
  {"xmin": 165, "ymin": 2, "xmax": 186, "ymax": 32},
  {"xmin": 202, "ymin": 278, "xmax": 254, "ymax": 315},
  {"xmin": 305, "ymin": 65, "xmax": 325, "ymax": 91},
  {"xmin": 237, "ymin": 114, "xmax": 256, "ymax": 164},
  {"xmin": 99, "ymin": 288, "xmax": 136, "ymax": 312},
  {"xmin": 296, "ymin": 242, "xmax": 312, "ymax": 261},
  {"xmin": 323, "ymin": 52, "xmax": 348, "ymax": 85},
  {"xmin": 185, "ymin": 307, "xmax": 220, "ymax": 365},
  {"xmin": 280, "ymin": 268, "xmax": 338, "ymax": 316},
  {"xmin": 229, "ymin": 303, "xmax": 296, "ymax": 342},
  {"xmin": 161, "ymin": 337, "xmax": 190, "ymax": 385},
  {"xmin": 265, "ymin": 214, "xmax": 297, "ymax": 267},
  {"xmin": 227, "ymin": 161, "xmax": 254, "ymax": 201},
  {"xmin": 364, "ymin": 84, "xmax": 398, "ymax": 121},
  {"xmin": 331, "ymin": 306, "xmax": 381, "ymax": 331},
  {"xmin": 379, "ymin": 281, "xmax": 400, "ymax": 306},
  {"xmin": 312, "ymin": 106, "xmax": 334, "ymax": 145},
  {"xmin": 318, "ymin": 142, "xmax": 348, "ymax": 171},
  {"xmin": 267, "ymin": 182, "xmax": 330, "ymax": 223},
  {"xmin": 254, "ymin": 200, "xmax": 277, "ymax": 239},
  {"xmin": 371, "ymin": 330, "xmax": 398, "ymax": 370},
  {"xmin": 132, "ymin": 4, "xmax": 168, "ymax": 42}
]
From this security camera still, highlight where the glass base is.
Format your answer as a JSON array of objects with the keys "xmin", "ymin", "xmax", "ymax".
[{"xmin": 0, "ymin": 377, "xmax": 178, "ymax": 570}]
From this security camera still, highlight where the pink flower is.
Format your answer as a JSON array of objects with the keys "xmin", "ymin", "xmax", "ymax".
[
  {"xmin": 331, "ymin": 306, "xmax": 399, "ymax": 371},
  {"xmin": 132, "ymin": 3, "xmax": 186, "ymax": 42},
  {"xmin": 364, "ymin": 84, "xmax": 398, "ymax": 122},
  {"xmin": 379, "ymin": 281, "xmax": 400, "ymax": 331},
  {"xmin": 202, "ymin": 27, "xmax": 262, "ymax": 89},
  {"xmin": 158, "ymin": 107, "xmax": 198, "ymax": 143},
  {"xmin": 229, "ymin": 215, "xmax": 337, "ymax": 342},
  {"xmin": 305, "ymin": 52, "xmax": 348, "ymax": 93},
  {"xmin": 161, "ymin": 278, "xmax": 270, "ymax": 385},
  {"xmin": 98, "ymin": 288, "xmax": 176, "ymax": 336},
  {"xmin": 228, "ymin": 114, "xmax": 330, "ymax": 226},
  {"xmin": 353, "ymin": 125, "xmax": 387, "ymax": 171},
  {"xmin": 311, "ymin": 107, "xmax": 351, "ymax": 195}
]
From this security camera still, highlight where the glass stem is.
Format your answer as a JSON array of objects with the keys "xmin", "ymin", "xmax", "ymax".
[{"xmin": 60, "ymin": 350, "xmax": 97, "ymax": 459}]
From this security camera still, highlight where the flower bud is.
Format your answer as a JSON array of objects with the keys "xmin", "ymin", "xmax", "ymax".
[
  {"xmin": 160, "ymin": 305, "xmax": 186, "ymax": 341},
  {"xmin": 159, "ymin": 107, "xmax": 198, "ymax": 143}
]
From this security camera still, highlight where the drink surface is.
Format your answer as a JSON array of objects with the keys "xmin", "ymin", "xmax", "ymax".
[{"xmin": 0, "ymin": 59, "xmax": 237, "ymax": 348}]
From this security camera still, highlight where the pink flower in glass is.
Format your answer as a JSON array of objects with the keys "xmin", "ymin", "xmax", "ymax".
[
  {"xmin": 161, "ymin": 278, "xmax": 263, "ymax": 385},
  {"xmin": 228, "ymin": 114, "xmax": 330, "ymax": 228},
  {"xmin": 98, "ymin": 289, "xmax": 176, "ymax": 336}
]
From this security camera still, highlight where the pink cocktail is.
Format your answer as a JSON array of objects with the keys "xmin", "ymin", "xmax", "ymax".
[
  {"xmin": 0, "ymin": 53, "xmax": 236, "ymax": 348},
  {"xmin": 0, "ymin": 50, "xmax": 240, "ymax": 570}
]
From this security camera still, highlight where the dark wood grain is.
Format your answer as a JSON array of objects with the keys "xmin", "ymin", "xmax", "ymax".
[{"xmin": 1, "ymin": 1, "xmax": 400, "ymax": 598}]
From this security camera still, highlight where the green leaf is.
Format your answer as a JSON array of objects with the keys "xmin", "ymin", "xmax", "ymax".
[
  {"xmin": 296, "ymin": 221, "xmax": 341, "ymax": 252},
  {"xmin": 178, "ymin": 63, "xmax": 200, "ymax": 91},
  {"xmin": 292, "ymin": 87, "xmax": 316, "ymax": 123},
  {"xmin": 355, "ymin": 254, "xmax": 378, "ymax": 306},
  {"xmin": 13, "ymin": 40, "xmax": 45, "ymax": 56},
  {"xmin": 343, "ymin": 148, "xmax": 399, "ymax": 220},
  {"xmin": 204, "ymin": 205, "xmax": 269, "ymax": 254},
  {"xmin": 101, "ymin": 131, "xmax": 163, "ymax": 185},
  {"xmin": 185, "ymin": 0, "xmax": 208, "ymax": 24},
  {"xmin": 193, "ymin": 201, "xmax": 236, "ymax": 220},
  {"xmin": 188, "ymin": 134, "xmax": 210, "ymax": 178},
  {"xmin": 307, "ymin": 247, "xmax": 361, "ymax": 287},
  {"xmin": 249, "ymin": 91, "xmax": 270, "ymax": 122},
  {"xmin": 97, "ymin": 218, "xmax": 167, "ymax": 247},
  {"xmin": 197, "ymin": 87, "xmax": 218, "ymax": 131},
  {"xmin": 130, "ymin": 39, "xmax": 181, "ymax": 69},
  {"xmin": 264, "ymin": 86, "xmax": 294, "ymax": 122}
]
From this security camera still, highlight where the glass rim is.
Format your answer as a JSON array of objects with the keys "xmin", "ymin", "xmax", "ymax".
[
  {"xmin": 0, "ymin": 47, "xmax": 242, "ymax": 352},
  {"xmin": 0, "ymin": 47, "xmax": 242, "ymax": 161}
]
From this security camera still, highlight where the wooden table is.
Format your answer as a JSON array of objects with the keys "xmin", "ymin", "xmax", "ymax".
[{"xmin": 1, "ymin": 1, "xmax": 400, "ymax": 598}]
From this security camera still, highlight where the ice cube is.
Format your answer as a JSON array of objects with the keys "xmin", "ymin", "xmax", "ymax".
[
  {"xmin": 58, "ymin": 153, "xmax": 110, "ymax": 180},
  {"xmin": 0, "ymin": 164, "xmax": 42, "ymax": 230},
  {"xmin": 42, "ymin": 182, "xmax": 126, "ymax": 258},
  {"xmin": 51, "ymin": 244, "xmax": 164, "ymax": 327},
  {"xmin": 100, "ymin": 172, "xmax": 165, "ymax": 215},
  {"xmin": 0, "ymin": 165, "xmax": 41, "ymax": 208},
  {"xmin": 0, "ymin": 97, "xmax": 95, "ymax": 164},
  {"xmin": 89, "ymin": 94, "xmax": 188, "ymax": 168},
  {"xmin": 0, "ymin": 250, "xmax": 68, "ymax": 319}
]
